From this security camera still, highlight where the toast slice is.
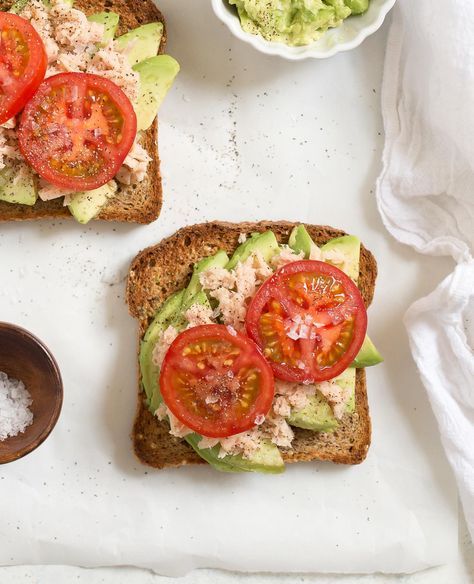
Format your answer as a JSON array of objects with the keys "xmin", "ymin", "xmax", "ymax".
[
  {"xmin": 127, "ymin": 221, "xmax": 377, "ymax": 470},
  {"xmin": 0, "ymin": 0, "xmax": 165, "ymax": 224}
]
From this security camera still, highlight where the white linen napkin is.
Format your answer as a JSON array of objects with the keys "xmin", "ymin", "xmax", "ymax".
[{"xmin": 377, "ymin": 0, "xmax": 474, "ymax": 539}]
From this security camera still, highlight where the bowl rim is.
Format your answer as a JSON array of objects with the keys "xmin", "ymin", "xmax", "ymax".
[
  {"xmin": 211, "ymin": 0, "xmax": 397, "ymax": 60},
  {"xmin": 0, "ymin": 322, "xmax": 63, "ymax": 465}
]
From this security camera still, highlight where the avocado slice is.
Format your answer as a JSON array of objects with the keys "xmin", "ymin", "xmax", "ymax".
[
  {"xmin": 146, "ymin": 290, "xmax": 212, "ymax": 410},
  {"xmin": 288, "ymin": 393, "xmax": 338, "ymax": 432},
  {"xmin": 288, "ymin": 224, "xmax": 313, "ymax": 258},
  {"xmin": 88, "ymin": 12, "xmax": 120, "ymax": 45},
  {"xmin": 0, "ymin": 166, "xmax": 37, "ymax": 206},
  {"xmin": 181, "ymin": 250, "xmax": 229, "ymax": 309},
  {"xmin": 42, "ymin": 0, "xmax": 73, "ymax": 7},
  {"xmin": 229, "ymin": 438, "xmax": 284, "ymax": 473},
  {"xmin": 321, "ymin": 234, "xmax": 361, "ymax": 282},
  {"xmin": 67, "ymin": 182, "xmax": 117, "ymax": 224},
  {"xmin": 186, "ymin": 433, "xmax": 284, "ymax": 474},
  {"xmin": 11, "ymin": 0, "xmax": 72, "ymax": 12},
  {"xmin": 140, "ymin": 290, "xmax": 185, "ymax": 404},
  {"xmin": 184, "ymin": 434, "xmax": 243, "ymax": 473},
  {"xmin": 9, "ymin": 0, "xmax": 30, "ymax": 12},
  {"xmin": 288, "ymin": 226, "xmax": 362, "ymax": 281},
  {"xmin": 352, "ymin": 335, "xmax": 383, "ymax": 368},
  {"xmin": 116, "ymin": 23, "xmax": 164, "ymax": 67},
  {"xmin": 288, "ymin": 368, "xmax": 356, "ymax": 432},
  {"xmin": 344, "ymin": 0, "xmax": 369, "ymax": 15},
  {"xmin": 171, "ymin": 290, "xmax": 211, "ymax": 334},
  {"xmin": 133, "ymin": 55, "xmax": 180, "ymax": 131},
  {"xmin": 226, "ymin": 230, "xmax": 279, "ymax": 270}
]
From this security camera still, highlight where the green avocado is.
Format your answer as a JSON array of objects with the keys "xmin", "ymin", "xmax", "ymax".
[
  {"xmin": 344, "ymin": 0, "xmax": 369, "ymax": 15},
  {"xmin": 133, "ymin": 55, "xmax": 180, "ymax": 132},
  {"xmin": 181, "ymin": 250, "xmax": 229, "ymax": 308},
  {"xmin": 288, "ymin": 393, "xmax": 339, "ymax": 432},
  {"xmin": 184, "ymin": 434, "xmax": 242, "ymax": 473},
  {"xmin": 186, "ymin": 433, "xmax": 284, "ymax": 474},
  {"xmin": 88, "ymin": 12, "xmax": 120, "ymax": 45},
  {"xmin": 40, "ymin": 0, "xmax": 74, "ymax": 8},
  {"xmin": 140, "ymin": 290, "xmax": 185, "ymax": 404},
  {"xmin": 67, "ymin": 182, "xmax": 117, "ymax": 224},
  {"xmin": 171, "ymin": 290, "xmax": 211, "ymax": 334},
  {"xmin": 288, "ymin": 368, "xmax": 356, "ymax": 432},
  {"xmin": 352, "ymin": 335, "xmax": 383, "ymax": 368},
  {"xmin": 229, "ymin": 0, "xmax": 353, "ymax": 47},
  {"xmin": 288, "ymin": 224, "xmax": 313, "ymax": 258},
  {"xmin": 146, "ymin": 290, "xmax": 211, "ymax": 411},
  {"xmin": 10, "ymin": 0, "xmax": 31, "ymax": 12},
  {"xmin": 288, "ymin": 226, "xmax": 361, "ymax": 282},
  {"xmin": 226, "ymin": 230, "xmax": 279, "ymax": 270},
  {"xmin": 116, "ymin": 23, "xmax": 164, "ymax": 67},
  {"xmin": 321, "ymin": 234, "xmax": 361, "ymax": 282},
  {"xmin": 42, "ymin": 0, "xmax": 74, "ymax": 7},
  {"xmin": 0, "ymin": 166, "xmax": 37, "ymax": 206}
]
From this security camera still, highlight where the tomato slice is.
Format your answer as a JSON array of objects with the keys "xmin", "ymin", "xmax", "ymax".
[
  {"xmin": 18, "ymin": 72, "xmax": 137, "ymax": 191},
  {"xmin": 0, "ymin": 13, "xmax": 47, "ymax": 124},
  {"xmin": 160, "ymin": 324, "xmax": 275, "ymax": 438},
  {"xmin": 246, "ymin": 260, "xmax": 367, "ymax": 383}
]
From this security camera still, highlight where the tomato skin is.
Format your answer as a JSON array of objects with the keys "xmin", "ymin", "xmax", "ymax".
[
  {"xmin": 0, "ymin": 13, "xmax": 47, "ymax": 124},
  {"xmin": 246, "ymin": 260, "xmax": 368, "ymax": 383},
  {"xmin": 18, "ymin": 72, "xmax": 137, "ymax": 191},
  {"xmin": 160, "ymin": 324, "xmax": 275, "ymax": 438}
]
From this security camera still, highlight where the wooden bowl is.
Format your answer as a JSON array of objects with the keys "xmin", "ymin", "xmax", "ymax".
[{"xmin": 0, "ymin": 323, "xmax": 63, "ymax": 464}]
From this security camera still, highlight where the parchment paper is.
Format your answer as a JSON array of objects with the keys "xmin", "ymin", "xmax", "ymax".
[{"xmin": 0, "ymin": 0, "xmax": 458, "ymax": 575}]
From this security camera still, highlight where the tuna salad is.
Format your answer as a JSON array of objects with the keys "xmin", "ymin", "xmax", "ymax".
[
  {"xmin": 139, "ymin": 225, "xmax": 383, "ymax": 473},
  {"xmin": 0, "ymin": 0, "xmax": 179, "ymax": 223}
]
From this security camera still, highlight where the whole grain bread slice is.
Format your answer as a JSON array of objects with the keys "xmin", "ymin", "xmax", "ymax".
[
  {"xmin": 0, "ymin": 0, "xmax": 165, "ymax": 224},
  {"xmin": 127, "ymin": 221, "xmax": 377, "ymax": 470}
]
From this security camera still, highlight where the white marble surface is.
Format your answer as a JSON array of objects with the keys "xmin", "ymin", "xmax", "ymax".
[{"xmin": 0, "ymin": 0, "xmax": 472, "ymax": 581}]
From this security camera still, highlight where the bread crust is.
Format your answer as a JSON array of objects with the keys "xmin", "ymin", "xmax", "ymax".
[
  {"xmin": 0, "ymin": 0, "xmax": 165, "ymax": 224},
  {"xmin": 127, "ymin": 221, "xmax": 377, "ymax": 469}
]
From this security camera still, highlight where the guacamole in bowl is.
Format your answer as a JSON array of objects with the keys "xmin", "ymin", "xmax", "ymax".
[
  {"xmin": 229, "ymin": 0, "xmax": 369, "ymax": 47},
  {"xmin": 212, "ymin": 0, "xmax": 396, "ymax": 59}
]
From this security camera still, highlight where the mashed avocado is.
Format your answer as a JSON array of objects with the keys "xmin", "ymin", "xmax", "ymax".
[{"xmin": 229, "ymin": 0, "xmax": 369, "ymax": 47}]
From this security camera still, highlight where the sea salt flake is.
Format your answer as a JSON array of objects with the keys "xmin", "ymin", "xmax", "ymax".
[
  {"xmin": 205, "ymin": 395, "xmax": 219, "ymax": 405},
  {"xmin": 254, "ymin": 414, "xmax": 265, "ymax": 425}
]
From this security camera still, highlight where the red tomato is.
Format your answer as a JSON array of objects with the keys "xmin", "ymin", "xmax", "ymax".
[
  {"xmin": 18, "ymin": 73, "xmax": 137, "ymax": 191},
  {"xmin": 0, "ymin": 13, "xmax": 47, "ymax": 124},
  {"xmin": 160, "ymin": 324, "xmax": 275, "ymax": 438},
  {"xmin": 246, "ymin": 260, "xmax": 367, "ymax": 383}
]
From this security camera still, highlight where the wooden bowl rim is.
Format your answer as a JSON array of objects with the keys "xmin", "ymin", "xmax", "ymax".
[{"xmin": 0, "ymin": 322, "xmax": 63, "ymax": 465}]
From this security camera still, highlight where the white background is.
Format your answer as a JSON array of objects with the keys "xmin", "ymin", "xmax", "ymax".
[{"xmin": 0, "ymin": 0, "xmax": 473, "ymax": 582}]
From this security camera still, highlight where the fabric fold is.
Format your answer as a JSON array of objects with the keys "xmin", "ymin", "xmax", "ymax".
[{"xmin": 377, "ymin": 0, "xmax": 474, "ymax": 539}]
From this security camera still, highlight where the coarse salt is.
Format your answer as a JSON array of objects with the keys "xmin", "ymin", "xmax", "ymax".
[
  {"xmin": 0, "ymin": 372, "xmax": 33, "ymax": 441},
  {"xmin": 254, "ymin": 414, "xmax": 265, "ymax": 425},
  {"xmin": 226, "ymin": 325, "xmax": 237, "ymax": 337}
]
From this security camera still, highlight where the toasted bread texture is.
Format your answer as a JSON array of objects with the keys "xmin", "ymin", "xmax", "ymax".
[
  {"xmin": 127, "ymin": 221, "xmax": 378, "ymax": 470},
  {"xmin": 0, "ymin": 0, "xmax": 165, "ymax": 224}
]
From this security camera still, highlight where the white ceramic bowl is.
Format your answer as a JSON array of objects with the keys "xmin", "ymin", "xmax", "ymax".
[{"xmin": 211, "ymin": 0, "xmax": 397, "ymax": 60}]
